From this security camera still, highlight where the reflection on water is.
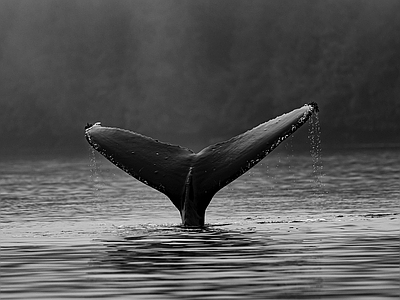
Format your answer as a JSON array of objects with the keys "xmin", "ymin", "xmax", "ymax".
[
  {"xmin": 96, "ymin": 220, "xmax": 399, "ymax": 299},
  {"xmin": 1, "ymin": 150, "xmax": 399, "ymax": 299}
]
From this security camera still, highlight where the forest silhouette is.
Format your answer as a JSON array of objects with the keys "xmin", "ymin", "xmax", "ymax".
[{"xmin": 1, "ymin": 0, "xmax": 399, "ymax": 156}]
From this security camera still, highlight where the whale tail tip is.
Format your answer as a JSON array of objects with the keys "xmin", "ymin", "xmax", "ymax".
[
  {"xmin": 85, "ymin": 122, "xmax": 102, "ymax": 130},
  {"xmin": 308, "ymin": 102, "xmax": 319, "ymax": 113}
]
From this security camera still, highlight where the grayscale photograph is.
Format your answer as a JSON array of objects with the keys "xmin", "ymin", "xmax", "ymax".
[{"xmin": 1, "ymin": 1, "xmax": 399, "ymax": 299}]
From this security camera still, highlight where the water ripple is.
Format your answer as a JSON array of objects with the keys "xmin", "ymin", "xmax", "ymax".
[{"xmin": 1, "ymin": 151, "xmax": 399, "ymax": 299}]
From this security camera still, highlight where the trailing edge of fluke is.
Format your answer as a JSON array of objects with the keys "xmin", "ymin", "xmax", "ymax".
[{"xmin": 85, "ymin": 102, "xmax": 319, "ymax": 226}]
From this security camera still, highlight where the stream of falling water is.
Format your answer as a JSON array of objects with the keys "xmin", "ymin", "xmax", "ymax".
[
  {"xmin": 308, "ymin": 112, "xmax": 324, "ymax": 192},
  {"xmin": 89, "ymin": 146, "xmax": 103, "ymax": 196}
]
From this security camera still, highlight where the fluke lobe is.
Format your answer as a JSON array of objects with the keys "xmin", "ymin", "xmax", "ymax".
[{"xmin": 85, "ymin": 102, "xmax": 319, "ymax": 227}]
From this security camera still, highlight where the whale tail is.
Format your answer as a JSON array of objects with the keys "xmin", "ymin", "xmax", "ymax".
[{"xmin": 85, "ymin": 102, "xmax": 319, "ymax": 226}]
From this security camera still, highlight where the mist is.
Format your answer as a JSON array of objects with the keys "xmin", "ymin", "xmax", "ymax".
[{"xmin": 1, "ymin": 0, "xmax": 399, "ymax": 156}]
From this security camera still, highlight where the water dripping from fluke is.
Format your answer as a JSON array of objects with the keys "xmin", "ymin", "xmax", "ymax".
[
  {"xmin": 308, "ymin": 112, "xmax": 325, "ymax": 193},
  {"xmin": 89, "ymin": 146, "xmax": 102, "ymax": 196}
]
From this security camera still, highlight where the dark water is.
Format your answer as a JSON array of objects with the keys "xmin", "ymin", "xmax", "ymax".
[{"xmin": 1, "ymin": 149, "xmax": 399, "ymax": 299}]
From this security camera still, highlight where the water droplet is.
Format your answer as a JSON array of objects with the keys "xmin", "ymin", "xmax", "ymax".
[{"xmin": 308, "ymin": 113, "xmax": 324, "ymax": 192}]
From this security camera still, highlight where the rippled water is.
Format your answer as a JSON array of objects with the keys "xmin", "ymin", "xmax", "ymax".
[{"xmin": 1, "ymin": 149, "xmax": 399, "ymax": 299}]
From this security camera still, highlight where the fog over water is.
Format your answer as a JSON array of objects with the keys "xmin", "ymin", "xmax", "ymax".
[{"xmin": 0, "ymin": 0, "xmax": 399, "ymax": 155}]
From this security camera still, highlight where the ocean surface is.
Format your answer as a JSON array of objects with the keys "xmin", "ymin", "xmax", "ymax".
[{"xmin": 1, "ymin": 147, "xmax": 399, "ymax": 299}]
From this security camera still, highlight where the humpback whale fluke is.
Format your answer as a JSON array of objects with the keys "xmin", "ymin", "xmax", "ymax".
[{"xmin": 85, "ymin": 103, "xmax": 319, "ymax": 226}]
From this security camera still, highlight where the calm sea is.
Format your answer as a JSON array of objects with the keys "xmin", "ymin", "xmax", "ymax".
[{"xmin": 1, "ymin": 148, "xmax": 399, "ymax": 299}]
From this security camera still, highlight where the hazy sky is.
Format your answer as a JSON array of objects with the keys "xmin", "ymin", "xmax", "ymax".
[{"xmin": 1, "ymin": 0, "xmax": 399, "ymax": 155}]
